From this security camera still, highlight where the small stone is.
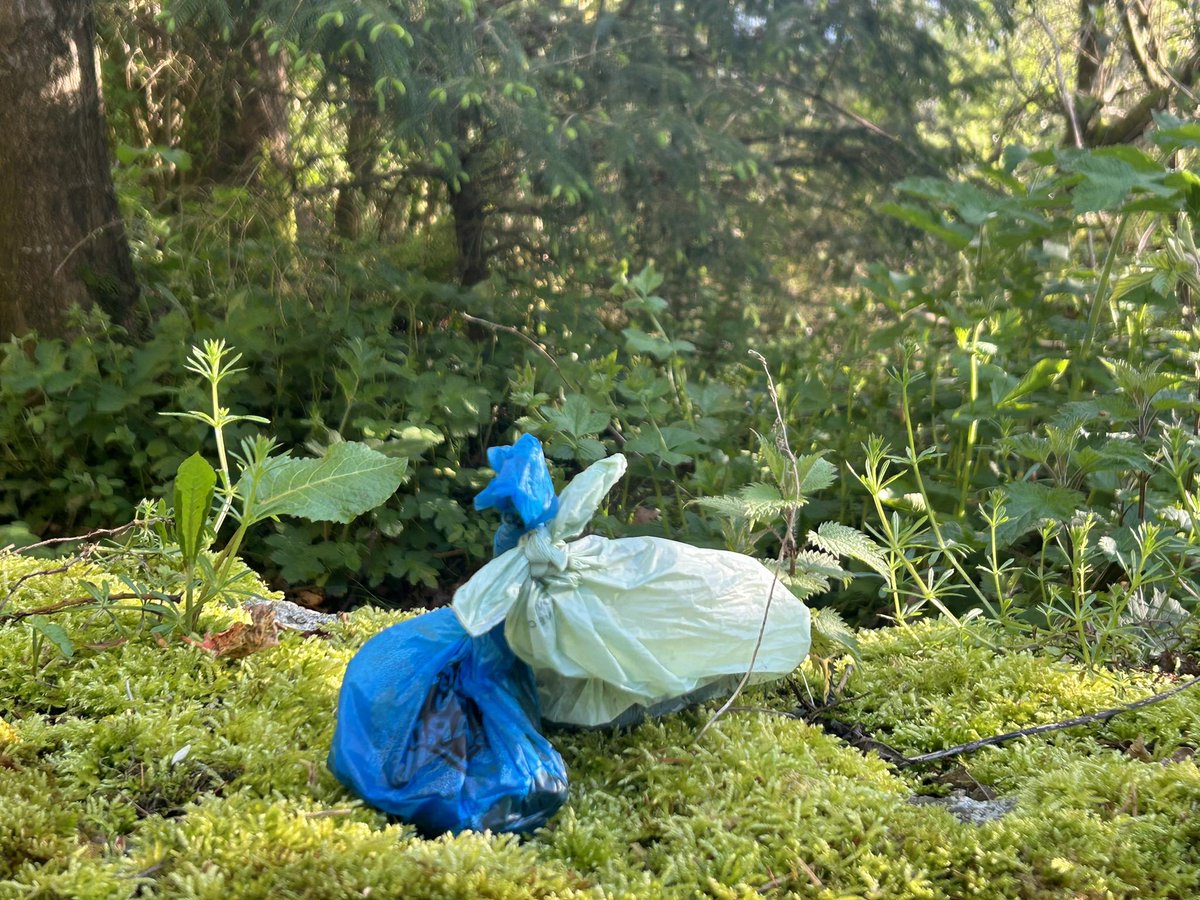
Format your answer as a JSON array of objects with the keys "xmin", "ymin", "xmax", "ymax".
[
  {"xmin": 909, "ymin": 791, "xmax": 1017, "ymax": 825},
  {"xmin": 243, "ymin": 598, "xmax": 338, "ymax": 634}
]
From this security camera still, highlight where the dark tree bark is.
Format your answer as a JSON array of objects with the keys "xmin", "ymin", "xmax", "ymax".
[
  {"xmin": 448, "ymin": 148, "xmax": 491, "ymax": 287},
  {"xmin": 334, "ymin": 98, "xmax": 377, "ymax": 241},
  {"xmin": 0, "ymin": 0, "xmax": 139, "ymax": 339},
  {"xmin": 209, "ymin": 34, "xmax": 291, "ymax": 183}
]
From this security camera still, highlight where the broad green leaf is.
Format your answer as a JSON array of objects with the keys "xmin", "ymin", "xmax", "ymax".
[
  {"xmin": 623, "ymin": 327, "xmax": 695, "ymax": 359},
  {"xmin": 878, "ymin": 202, "xmax": 972, "ymax": 249},
  {"xmin": 994, "ymin": 481, "xmax": 1084, "ymax": 547},
  {"xmin": 626, "ymin": 426, "xmax": 706, "ymax": 465},
  {"xmin": 795, "ymin": 454, "xmax": 838, "ymax": 495},
  {"xmin": 997, "ymin": 358, "xmax": 1069, "ymax": 409},
  {"xmin": 542, "ymin": 395, "xmax": 609, "ymax": 438},
  {"xmin": 28, "ymin": 616, "xmax": 74, "ymax": 660},
  {"xmin": 1062, "ymin": 149, "xmax": 1171, "ymax": 213},
  {"xmin": 623, "ymin": 294, "xmax": 669, "ymax": 315},
  {"xmin": 173, "ymin": 452, "xmax": 216, "ymax": 562},
  {"xmin": 896, "ymin": 177, "xmax": 1000, "ymax": 226},
  {"xmin": 248, "ymin": 442, "xmax": 407, "ymax": 524},
  {"xmin": 1150, "ymin": 113, "xmax": 1200, "ymax": 152}
]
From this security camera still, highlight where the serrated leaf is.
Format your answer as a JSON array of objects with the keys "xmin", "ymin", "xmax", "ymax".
[
  {"xmin": 542, "ymin": 395, "xmax": 609, "ymax": 438},
  {"xmin": 782, "ymin": 570, "xmax": 829, "ymax": 601},
  {"xmin": 623, "ymin": 294, "xmax": 669, "ymax": 315},
  {"xmin": 792, "ymin": 548, "xmax": 848, "ymax": 581},
  {"xmin": 694, "ymin": 482, "xmax": 800, "ymax": 524},
  {"xmin": 810, "ymin": 607, "xmax": 862, "ymax": 663},
  {"xmin": 795, "ymin": 454, "xmax": 838, "ymax": 494},
  {"xmin": 997, "ymin": 358, "xmax": 1069, "ymax": 409},
  {"xmin": 994, "ymin": 481, "xmax": 1084, "ymax": 546},
  {"xmin": 622, "ymin": 327, "xmax": 694, "ymax": 359},
  {"xmin": 808, "ymin": 522, "xmax": 888, "ymax": 576},
  {"xmin": 625, "ymin": 426, "xmax": 706, "ymax": 465},
  {"xmin": 1063, "ymin": 149, "xmax": 1171, "ymax": 213},
  {"xmin": 247, "ymin": 442, "xmax": 407, "ymax": 524},
  {"xmin": 878, "ymin": 202, "xmax": 972, "ymax": 248},
  {"xmin": 173, "ymin": 453, "xmax": 216, "ymax": 562}
]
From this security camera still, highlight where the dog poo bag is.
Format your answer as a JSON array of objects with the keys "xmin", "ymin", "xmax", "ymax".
[
  {"xmin": 327, "ymin": 607, "xmax": 568, "ymax": 836},
  {"xmin": 454, "ymin": 449, "xmax": 812, "ymax": 728}
]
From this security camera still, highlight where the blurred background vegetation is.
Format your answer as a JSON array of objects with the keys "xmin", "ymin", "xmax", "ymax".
[{"xmin": 5, "ymin": 0, "xmax": 1200, "ymax": 666}]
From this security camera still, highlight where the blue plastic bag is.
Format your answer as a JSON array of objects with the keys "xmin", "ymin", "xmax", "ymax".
[
  {"xmin": 475, "ymin": 433, "xmax": 559, "ymax": 555},
  {"xmin": 327, "ymin": 607, "xmax": 568, "ymax": 836}
]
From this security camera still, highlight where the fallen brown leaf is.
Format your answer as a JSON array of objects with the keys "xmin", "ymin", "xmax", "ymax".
[{"xmin": 196, "ymin": 605, "xmax": 280, "ymax": 659}]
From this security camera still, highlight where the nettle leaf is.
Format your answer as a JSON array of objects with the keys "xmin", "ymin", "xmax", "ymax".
[
  {"xmin": 795, "ymin": 454, "xmax": 838, "ymax": 495},
  {"xmin": 542, "ymin": 395, "xmax": 609, "ymax": 438},
  {"xmin": 695, "ymin": 482, "xmax": 800, "ymax": 523},
  {"xmin": 783, "ymin": 569, "xmax": 829, "ymax": 601},
  {"xmin": 792, "ymin": 548, "xmax": 849, "ymax": 582},
  {"xmin": 626, "ymin": 426, "xmax": 706, "ymax": 465},
  {"xmin": 687, "ymin": 382, "xmax": 737, "ymax": 416},
  {"xmin": 1096, "ymin": 439, "xmax": 1155, "ymax": 474},
  {"xmin": 1062, "ymin": 148, "xmax": 1171, "ymax": 213},
  {"xmin": 173, "ymin": 452, "xmax": 216, "ymax": 562},
  {"xmin": 622, "ymin": 327, "xmax": 696, "ymax": 359},
  {"xmin": 997, "ymin": 358, "xmax": 1069, "ymax": 409},
  {"xmin": 994, "ymin": 481, "xmax": 1084, "ymax": 547},
  {"xmin": 808, "ymin": 522, "xmax": 888, "ymax": 576},
  {"xmin": 623, "ymin": 294, "xmax": 669, "ymax": 315},
  {"xmin": 1150, "ymin": 112, "xmax": 1200, "ymax": 151},
  {"xmin": 248, "ymin": 442, "xmax": 407, "ymax": 524},
  {"xmin": 878, "ymin": 202, "xmax": 972, "ymax": 249},
  {"xmin": 810, "ymin": 607, "xmax": 863, "ymax": 663}
]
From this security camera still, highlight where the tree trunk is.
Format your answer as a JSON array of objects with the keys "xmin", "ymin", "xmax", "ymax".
[
  {"xmin": 0, "ymin": 0, "xmax": 139, "ymax": 339},
  {"xmin": 449, "ymin": 153, "xmax": 490, "ymax": 287},
  {"xmin": 334, "ymin": 99, "xmax": 377, "ymax": 241},
  {"xmin": 209, "ymin": 34, "xmax": 291, "ymax": 183}
]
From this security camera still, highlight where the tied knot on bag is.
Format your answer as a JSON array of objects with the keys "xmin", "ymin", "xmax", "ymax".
[{"xmin": 520, "ymin": 527, "xmax": 576, "ymax": 584}]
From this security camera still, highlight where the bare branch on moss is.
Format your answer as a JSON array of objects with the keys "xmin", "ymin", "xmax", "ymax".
[
  {"xmin": 11, "ymin": 518, "xmax": 161, "ymax": 552},
  {"xmin": 900, "ymin": 675, "xmax": 1200, "ymax": 766},
  {"xmin": 0, "ymin": 592, "xmax": 179, "ymax": 624},
  {"xmin": 0, "ymin": 560, "xmax": 80, "ymax": 616},
  {"xmin": 0, "ymin": 518, "xmax": 164, "ymax": 617}
]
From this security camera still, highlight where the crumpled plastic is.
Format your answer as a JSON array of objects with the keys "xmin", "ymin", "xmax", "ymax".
[
  {"xmin": 327, "ymin": 607, "xmax": 568, "ymax": 836},
  {"xmin": 474, "ymin": 433, "xmax": 559, "ymax": 555},
  {"xmin": 454, "ymin": 452, "xmax": 812, "ymax": 728}
]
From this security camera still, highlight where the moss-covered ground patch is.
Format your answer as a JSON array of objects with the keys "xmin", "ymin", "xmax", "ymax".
[{"xmin": 1, "ymin": 554, "xmax": 1199, "ymax": 898}]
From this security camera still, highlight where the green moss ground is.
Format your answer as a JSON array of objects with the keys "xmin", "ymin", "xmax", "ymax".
[{"xmin": 1, "ymin": 553, "xmax": 1198, "ymax": 898}]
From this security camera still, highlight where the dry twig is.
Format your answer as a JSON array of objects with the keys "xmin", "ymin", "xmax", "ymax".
[{"xmin": 899, "ymin": 675, "xmax": 1200, "ymax": 766}]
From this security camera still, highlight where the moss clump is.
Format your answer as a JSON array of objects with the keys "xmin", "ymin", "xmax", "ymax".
[{"xmin": 1, "ymin": 554, "xmax": 1199, "ymax": 898}]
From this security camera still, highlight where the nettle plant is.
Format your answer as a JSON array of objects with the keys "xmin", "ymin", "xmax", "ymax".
[{"xmin": 827, "ymin": 122, "xmax": 1200, "ymax": 666}]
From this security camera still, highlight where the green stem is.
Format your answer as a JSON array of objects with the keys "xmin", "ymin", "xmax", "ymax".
[
  {"xmin": 899, "ymin": 366, "xmax": 984, "ymax": 618},
  {"xmin": 1080, "ymin": 214, "xmax": 1132, "ymax": 365}
]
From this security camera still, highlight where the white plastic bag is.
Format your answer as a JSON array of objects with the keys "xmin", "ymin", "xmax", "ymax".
[{"xmin": 453, "ymin": 454, "xmax": 811, "ymax": 727}]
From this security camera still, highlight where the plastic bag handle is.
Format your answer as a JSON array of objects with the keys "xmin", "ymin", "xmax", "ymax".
[{"xmin": 550, "ymin": 455, "xmax": 627, "ymax": 542}]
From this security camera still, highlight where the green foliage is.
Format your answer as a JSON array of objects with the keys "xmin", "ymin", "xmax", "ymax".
[
  {"xmin": 164, "ymin": 340, "xmax": 408, "ymax": 632},
  {"xmin": 247, "ymin": 441, "xmax": 408, "ymax": 526},
  {"xmin": 173, "ymin": 453, "xmax": 216, "ymax": 563},
  {"xmin": 2, "ymin": 555, "xmax": 1200, "ymax": 898}
]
